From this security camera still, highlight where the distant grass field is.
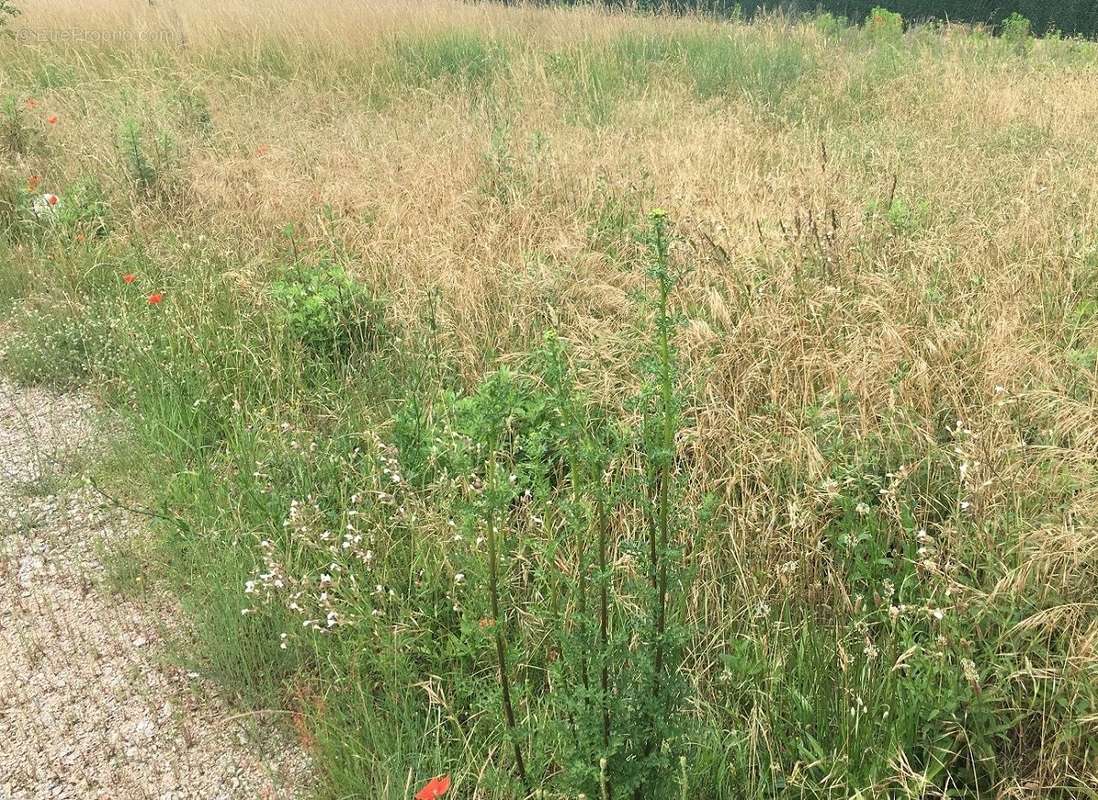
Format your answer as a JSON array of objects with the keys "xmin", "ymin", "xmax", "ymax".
[{"xmin": 2, "ymin": 2, "xmax": 1097, "ymax": 798}]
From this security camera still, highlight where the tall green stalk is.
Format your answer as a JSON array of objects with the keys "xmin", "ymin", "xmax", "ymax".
[
  {"xmin": 596, "ymin": 494, "xmax": 612, "ymax": 755},
  {"xmin": 485, "ymin": 502, "xmax": 530, "ymax": 793},
  {"xmin": 650, "ymin": 209, "xmax": 674, "ymax": 688},
  {"xmin": 635, "ymin": 209, "xmax": 680, "ymax": 800}
]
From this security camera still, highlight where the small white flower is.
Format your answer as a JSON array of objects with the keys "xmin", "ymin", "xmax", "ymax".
[{"xmin": 961, "ymin": 658, "xmax": 979, "ymax": 684}]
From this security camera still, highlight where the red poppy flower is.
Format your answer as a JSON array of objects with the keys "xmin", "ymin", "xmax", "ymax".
[
  {"xmin": 414, "ymin": 775, "xmax": 451, "ymax": 800},
  {"xmin": 26, "ymin": 98, "xmax": 39, "ymax": 110},
  {"xmin": 27, "ymin": 175, "xmax": 40, "ymax": 192},
  {"xmin": 148, "ymin": 293, "xmax": 164, "ymax": 305},
  {"xmin": 47, "ymin": 114, "xmax": 58, "ymax": 125},
  {"xmin": 46, "ymin": 194, "xmax": 59, "ymax": 206},
  {"xmin": 122, "ymin": 274, "xmax": 136, "ymax": 284}
]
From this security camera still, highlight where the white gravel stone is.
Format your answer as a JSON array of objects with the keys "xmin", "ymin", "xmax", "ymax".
[{"xmin": 0, "ymin": 381, "xmax": 311, "ymax": 799}]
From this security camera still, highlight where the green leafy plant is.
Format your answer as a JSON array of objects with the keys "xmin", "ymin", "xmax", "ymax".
[
  {"xmin": 270, "ymin": 262, "xmax": 388, "ymax": 361},
  {"xmin": 1001, "ymin": 12, "xmax": 1033, "ymax": 53},
  {"xmin": 56, "ymin": 176, "xmax": 111, "ymax": 238},
  {"xmin": 814, "ymin": 11, "xmax": 849, "ymax": 38},
  {"xmin": 865, "ymin": 7, "xmax": 903, "ymax": 41},
  {"xmin": 119, "ymin": 119, "xmax": 159, "ymax": 195},
  {"xmin": 546, "ymin": 213, "xmax": 695, "ymax": 800}
]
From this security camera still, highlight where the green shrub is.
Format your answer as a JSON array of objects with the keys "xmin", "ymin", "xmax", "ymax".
[
  {"xmin": 885, "ymin": 195, "xmax": 931, "ymax": 235},
  {"xmin": 865, "ymin": 6, "xmax": 903, "ymax": 41},
  {"xmin": 270, "ymin": 262, "xmax": 388, "ymax": 361},
  {"xmin": 1001, "ymin": 12, "xmax": 1033, "ymax": 53},
  {"xmin": 814, "ymin": 11, "xmax": 850, "ymax": 38}
]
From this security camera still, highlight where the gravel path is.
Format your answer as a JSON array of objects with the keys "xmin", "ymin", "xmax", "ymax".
[{"xmin": 0, "ymin": 381, "xmax": 311, "ymax": 800}]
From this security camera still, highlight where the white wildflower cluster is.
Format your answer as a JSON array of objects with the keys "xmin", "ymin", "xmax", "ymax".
[
  {"xmin": 241, "ymin": 491, "xmax": 386, "ymax": 650},
  {"xmin": 961, "ymin": 657, "xmax": 980, "ymax": 687}
]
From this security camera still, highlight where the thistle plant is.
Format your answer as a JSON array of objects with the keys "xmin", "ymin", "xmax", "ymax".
[
  {"xmin": 546, "ymin": 210, "xmax": 692, "ymax": 800},
  {"xmin": 630, "ymin": 208, "xmax": 690, "ymax": 800},
  {"xmin": 647, "ymin": 208, "xmax": 676, "ymax": 694}
]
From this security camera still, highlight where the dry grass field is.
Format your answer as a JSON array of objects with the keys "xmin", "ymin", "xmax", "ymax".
[{"xmin": 2, "ymin": 1, "xmax": 1097, "ymax": 798}]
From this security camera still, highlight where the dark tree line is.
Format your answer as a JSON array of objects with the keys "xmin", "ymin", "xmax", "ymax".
[{"xmin": 532, "ymin": 1, "xmax": 1098, "ymax": 38}]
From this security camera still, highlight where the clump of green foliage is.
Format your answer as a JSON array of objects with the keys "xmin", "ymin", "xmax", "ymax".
[
  {"xmin": 814, "ymin": 11, "xmax": 850, "ymax": 38},
  {"xmin": 865, "ymin": 6, "xmax": 903, "ymax": 41},
  {"xmin": 1001, "ymin": 12, "xmax": 1033, "ymax": 53},
  {"xmin": 56, "ymin": 176, "xmax": 111, "ymax": 237},
  {"xmin": 389, "ymin": 213, "xmax": 696, "ymax": 799},
  {"xmin": 118, "ymin": 118, "xmax": 180, "ymax": 198},
  {"xmin": 270, "ymin": 262, "xmax": 388, "ymax": 361}
]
